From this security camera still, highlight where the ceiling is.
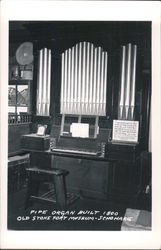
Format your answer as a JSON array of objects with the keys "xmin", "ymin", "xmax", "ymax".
[
  {"xmin": 9, "ymin": 21, "xmax": 151, "ymax": 69},
  {"xmin": 9, "ymin": 21, "xmax": 151, "ymax": 45}
]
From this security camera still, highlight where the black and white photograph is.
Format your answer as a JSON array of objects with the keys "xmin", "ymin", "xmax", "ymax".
[
  {"xmin": 0, "ymin": 1, "xmax": 161, "ymax": 249},
  {"xmin": 8, "ymin": 20, "xmax": 152, "ymax": 231}
]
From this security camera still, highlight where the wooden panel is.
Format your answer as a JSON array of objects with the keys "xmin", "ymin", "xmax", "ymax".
[
  {"xmin": 53, "ymin": 156, "xmax": 109, "ymax": 200},
  {"xmin": 8, "ymin": 156, "xmax": 29, "ymax": 194},
  {"xmin": 30, "ymin": 152, "xmax": 51, "ymax": 169},
  {"xmin": 8, "ymin": 124, "xmax": 31, "ymax": 156},
  {"xmin": 80, "ymin": 159, "xmax": 109, "ymax": 199},
  {"xmin": 21, "ymin": 134, "xmax": 50, "ymax": 151},
  {"xmin": 107, "ymin": 159, "xmax": 140, "ymax": 207},
  {"xmin": 109, "ymin": 161, "xmax": 131, "ymax": 193}
]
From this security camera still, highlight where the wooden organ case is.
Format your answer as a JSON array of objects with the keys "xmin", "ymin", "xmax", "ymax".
[
  {"xmin": 27, "ymin": 23, "xmax": 151, "ymax": 207},
  {"xmin": 51, "ymin": 42, "xmax": 110, "ymax": 200},
  {"xmin": 105, "ymin": 42, "xmax": 151, "ymax": 205}
]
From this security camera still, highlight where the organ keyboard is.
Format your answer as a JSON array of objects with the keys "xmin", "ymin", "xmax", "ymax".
[{"xmin": 51, "ymin": 147, "xmax": 99, "ymax": 156}]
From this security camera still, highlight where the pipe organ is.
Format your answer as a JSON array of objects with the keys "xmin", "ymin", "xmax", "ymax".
[
  {"xmin": 60, "ymin": 42, "xmax": 108, "ymax": 116},
  {"xmin": 118, "ymin": 43, "xmax": 137, "ymax": 120},
  {"xmin": 10, "ymin": 21, "xmax": 152, "ymax": 219},
  {"xmin": 36, "ymin": 48, "xmax": 51, "ymax": 116}
]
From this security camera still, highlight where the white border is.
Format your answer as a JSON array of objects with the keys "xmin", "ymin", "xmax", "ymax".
[{"xmin": 0, "ymin": 1, "xmax": 161, "ymax": 249}]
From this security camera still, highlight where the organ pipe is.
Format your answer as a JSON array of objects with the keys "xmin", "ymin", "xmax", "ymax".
[
  {"xmin": 89, "ymin": 44, "xmax": 94, "ymax": 114},
  {"xmin": 100, "ymin": 52, "xmax": 104, "ymax": 114},
  {"xmin": 78, "ymin": 42, "xmax": 82, "ymax": 112},
  {"xmin": 82, "ymin": 42, "xmax": 86, "ymax": 113},
  {"xmin": 67, "ymin": 48, "xmax": 71, "ymax": 113},
  {"xmin": 130, "ymin": 45, "xmax": 137, "ymax": 119},
  {"xmin": 74, "ymin": 44, "xmax": 78, "ymax": 114},
  {"xmin": 37, "ymin": 49, "xmax": 43, "ymax": 115},
  {"xmin": 85, "ymin": 42, "xmax": 90, "ymax": 113},
  {"xmin": 60, "ymin": 52, "xmax": 65, "ymax": 114},
  {"xmin": 36, "ymin": 48, "xmax": 51, "ymax": 116},
  {"xmin": 60, "ymin": 42, "xmax": 108, "ymax": 116},
  {"xmin": 47, "ymin": 49, "xmax": 51, "ymax": 115},
  {"xmin": 125, "ymin": 43, "xmax": 132, "ymax": 119},
  {"xmin": 96, "ymin": 47, "xmax": 101, "ymax": 114},
  {"xmin": 71, "ymin": 46, "xmax": 75, "ymax": 113},
  {"xmin": 118, "ymin": 43, "xmax": 137, "ymax": 120},
  {"xmin": 119, "ymin": 46, "xmax": 126, "ymax": 119},
  {"xmin": 103, "ymin": 52, "xmax": 108, "ymax": 115},
  {"xmin": 42, "ymin": 48, "xmax": 47, "ymax": 115}
]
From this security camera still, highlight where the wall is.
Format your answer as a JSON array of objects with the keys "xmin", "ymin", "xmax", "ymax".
[{"xmin": 8, "ymin": 124, "xmax": 31, "ymax": 156}]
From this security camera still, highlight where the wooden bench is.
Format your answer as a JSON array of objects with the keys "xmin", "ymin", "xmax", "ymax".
[{"xmin": 25, "ymin": 167, "xmax": 78, "ymax": 209}]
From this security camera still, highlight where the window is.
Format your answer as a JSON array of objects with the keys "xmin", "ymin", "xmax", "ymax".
[
  {"xmin": 8, "ymin": 84, "xmax": 29, "ymax": 114},
  {"xmin": 8, "ymin": 81, "xmax": 32, "ymax": 124}
]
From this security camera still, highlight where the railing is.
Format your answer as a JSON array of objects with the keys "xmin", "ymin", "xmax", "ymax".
[{"xmin": 8, "ymin": 114, "xmax": 32, "ymax": 125}]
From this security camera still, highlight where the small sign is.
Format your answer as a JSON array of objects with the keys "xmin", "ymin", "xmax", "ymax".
[
  {"xmin": 37, "ymin": 124, "xmax": 47, "ymax": 136},
  {"xmin": 112, "ymin": 120, "xmax": 139, "ymax": 143}
]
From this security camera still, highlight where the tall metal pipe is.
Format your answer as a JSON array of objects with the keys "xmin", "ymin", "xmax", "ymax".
[
  {"xmin": 74, "ymin": 44, "xmax": 78, "ymax": 113},
  {"xmin": 64, "ymin": 49, "xmax": 68, "ymax": 114},
  {"xmin": 78, "ymin": 42, "xmax": 82, "ymax": 112},
  {"xmin": 93, "ymin": 48, "xmax": 98, "ymax": 115},
  {"xmin": 118, "ymin": 43, "xmax": 137, "ymax": 121},
  {"xmin": 89, "ymin": 44, "xmax": 94, "ymax": 114},
  {"xmin": 61, "ymin": 52, "xmax": 65, "ymax": 114},
  {"xmin": 85, "ymin": 42, "xmax": 90, "ymax": 114},
  {"xmin": 60, "ymin": 42, "xmax": 108, "ymax": 116},
  {"xmin": 100, "ymin": 52, "xmax": 105, "ymax": 115},
  {"xmin": 37, "ymin": 49, "xmax": 43, "ymax": 115},
  {"xmin": 96, "ymin": 47, "xmax": 101, "ymax": 114},
  {"xmin": 42, "ymin": 48, "xmax": 47, "ymax": 115},
  {"xmin": 103, "ymin": 52, "xmax": 108, "ymax": 115},
  {"xmin": 71, "ymin": 46, "xmax": 75, "ymax": 114},
  {"xmin": 67, "ymin": 49, "xmax": 71, "ymax": 113},
  {"xmin": 130, "ymin": 45, "xmax": 137, "ymax": 119},
  {"xmin": 125, "ymin": 43, "xmax": 132, "ymax": 119},
  {"xmin": 36, "ymin": 48, "xmax": 51, "ymax": 116},
  {"xmin": 47, "ymin": 49, "xmax": 51, "ymax": 116},
  {"xmin": 119, "ymin": 46, "xmax": 126, "ymax": 119},
  {"xmin": 81, "ymin": 42, "xmax": 86, "ymax": 114}
]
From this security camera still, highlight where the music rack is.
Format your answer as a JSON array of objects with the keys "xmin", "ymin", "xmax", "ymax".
[{"xmin": 60, "ymin": 114, "xmax": 99, "ymax": 139}]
